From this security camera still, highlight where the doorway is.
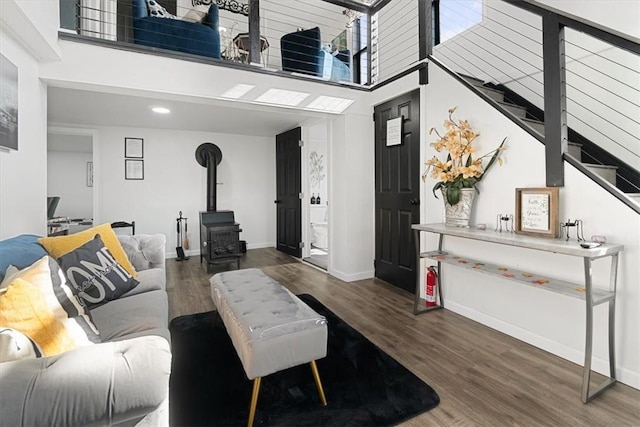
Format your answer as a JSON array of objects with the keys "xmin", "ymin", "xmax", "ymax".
[
  {"xmin": 275, "ymin": 127, "xmax": 302, "ymax": 258},
  {"xmin": 374, "ymin": 89, "xmax": 421, "ymax": 293},
  {"xmin": 47, "ymin": 131, "xmax": 94, "ymax": 223},
  {"xmin": 303, "ymin": 122, "xmax": 329, "ymax": 270}
]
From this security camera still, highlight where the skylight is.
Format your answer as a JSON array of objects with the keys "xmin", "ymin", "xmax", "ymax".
[
  {"xmin": 254, "ymin": 89, "xmax": 309, "ymax": 107},
  {"xmin": 220, "ymin": 84, "xmax": 255, "ymax": 99},
  {"xmin": 305, "ymin": 96, "xmax": 354, "ymax": 114}
]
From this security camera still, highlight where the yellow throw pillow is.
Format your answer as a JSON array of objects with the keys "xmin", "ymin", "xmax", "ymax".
[
  {"xmin": 0, "ymin": 278, "xmax": 77, "ymax": 357},
  {"xmin": 38, "ymin": 223, "xmax": 137, "ymax": 277}
]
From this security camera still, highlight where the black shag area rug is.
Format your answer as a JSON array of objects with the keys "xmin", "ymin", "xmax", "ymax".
[{"xmin": 169, "ymin": 294, "xmax": 440, "ymax": 426}]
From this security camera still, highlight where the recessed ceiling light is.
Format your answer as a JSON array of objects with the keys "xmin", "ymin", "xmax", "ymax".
[
  {"xmin": 220, "ymin": 84, "xmax": 255, "ymax": 99},
  {"xmin": 255, "ymin": 89, "xmax": 309, "ymax": 107},
  {"xmin": 151, "ymin": 107, "xmax": 171, "ymax": 114},
  {"xmin": 305, "ymin": 96, "xmax": 354, "ymax": 113}
]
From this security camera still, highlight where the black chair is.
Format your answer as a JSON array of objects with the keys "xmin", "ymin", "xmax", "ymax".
[
  {"xmin": 47, "ymin": 196, "xmax": 60, "ymax": 219},
  {"xmin": 111, "ymin": 221, "xmax": 135, "ymax": 235}
]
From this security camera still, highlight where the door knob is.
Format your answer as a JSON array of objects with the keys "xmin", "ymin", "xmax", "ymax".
[
  {"xmin": 410, "ymin": 198, "xmax": 420, "ymax": 205},
  {"xmin": 274, "ymin": 200, "xmax": 281, "ymax": 204}
]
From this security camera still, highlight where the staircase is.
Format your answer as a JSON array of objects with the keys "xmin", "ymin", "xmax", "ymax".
[{"xmin": 461, "ymin": 75, "xmax": 640, "ymax": 208}]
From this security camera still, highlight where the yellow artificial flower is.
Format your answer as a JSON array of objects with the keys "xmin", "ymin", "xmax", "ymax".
[{"xmin": 422, "ymin": 107, "xmax": 507, "ymax": 205}]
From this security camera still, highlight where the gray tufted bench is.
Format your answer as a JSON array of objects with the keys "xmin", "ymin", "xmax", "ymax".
[{"xmin": 209, "ymin": 268, "xmax": 328, "ymax": 427}]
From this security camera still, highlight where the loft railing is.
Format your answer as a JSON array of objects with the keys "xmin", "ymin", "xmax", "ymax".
[
  {"xmin": 429, "ymin": 0, "xmax": 639, "ymax": 212},
  {"xmin": 61, "ymin": 0, "xmax": 422, "ymax": 88}
]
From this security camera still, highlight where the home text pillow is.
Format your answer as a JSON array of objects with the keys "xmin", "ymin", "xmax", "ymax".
[
  {"xmin": 0, "ymin": 279, "xmax": 92, "ymax": 357},
  {"xmin": 0, "ymin": 256, "xmax": 101, "ymax": 342},
  {"xmin": 57, "ymin": 235, "xmax": 140, "ymax": 310},
  {"xmin": 0, "ymin": 327, "xmax": 42, "ymax": 362},
  {"xmin": 146, "ymin": 0, "xmax": 176, "ymax": 19},
  {"xmin": 39, "ymin": 223, "xmax": 137, "ymax": 278},
  {"xmin": 181, "ymin": 4, "xmax": 210, "ymax": 23}
]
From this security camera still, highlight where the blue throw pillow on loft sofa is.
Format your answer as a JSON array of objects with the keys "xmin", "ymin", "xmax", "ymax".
[{"xmin": 0, "ymin": 234, "xmax": 47, "ymax": 282}]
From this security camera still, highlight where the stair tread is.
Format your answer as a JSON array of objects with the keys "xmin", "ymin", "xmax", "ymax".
[
  {"xmin": 460, "ymin": 74, "xmax": 486, "ymax": 86},
  {"xmin": 584, "ymin": 163, "xmax": 618, "ymax": 170}
]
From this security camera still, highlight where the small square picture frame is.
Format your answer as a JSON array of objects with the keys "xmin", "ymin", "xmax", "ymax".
[
  {"xmin": 125, "ymin": 159, "xmax": 144, "ymax": 180},
  {"xmin": 515, "ymin": 187, "xmax": 559, "ymax": 238},
  {"xmin": 125, "ymin": 137, "xmax": 144, "ymax": 158}
]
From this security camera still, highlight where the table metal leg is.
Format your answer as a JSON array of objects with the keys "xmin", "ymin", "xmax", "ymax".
[
  {"xmin": 413, "ymin": 230, "xmax": 444, "ymax": 315},
  {"xmin": 581, "ymin": 256, "xmax": 617, "ymax": 403}
]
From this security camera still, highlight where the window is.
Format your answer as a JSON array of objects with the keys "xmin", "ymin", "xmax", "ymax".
[
  {"xmin": 435, "ymin": 0, "xmax": 483, "ymax": 45},
  {"xmin": 353, "ymin": 16, "xmax": 369, "ymax": 84}
]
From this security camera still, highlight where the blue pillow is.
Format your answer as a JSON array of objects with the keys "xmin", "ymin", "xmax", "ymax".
[{"xmin": 0, "ymin": 234, "xmax": 47, "ymax": 282}]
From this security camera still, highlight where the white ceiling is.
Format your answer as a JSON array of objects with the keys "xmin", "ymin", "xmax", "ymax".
[{"xmin": 47, "ymin": 86, "xmax": 324, "ymax": 137}]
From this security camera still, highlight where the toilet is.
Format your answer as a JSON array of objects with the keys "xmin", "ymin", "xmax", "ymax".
[{"xmin": 310, "ymin": 205, "xmax": 328, "ymax": 250}]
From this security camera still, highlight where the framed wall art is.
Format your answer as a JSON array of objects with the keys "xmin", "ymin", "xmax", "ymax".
[
  {"xmin": 0, "ymin": 53, "xmax": 18, "ymax": 151},
  {"xmin": 125, "ymin": 137, "xmax": 144, "ymax": 158},
  {"xmin": 125, "ymin": 159, "xmax": 144, "ymax": 180},
  {"xmin": 515, "ymin": 187, "xmax": 559, "ymax": 238}
]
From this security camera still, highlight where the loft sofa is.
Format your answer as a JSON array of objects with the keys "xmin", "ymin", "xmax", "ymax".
[
  {"xmin": 280, "ymin": 27, "xmax": 351, "ymax": 82},
  {"xmin": 0, "ymin": 229, "xmax": 171, "ymax": 426},
  {"xmin": 132, "ymin": 0, "xmax": 221, "ymax": 59}
]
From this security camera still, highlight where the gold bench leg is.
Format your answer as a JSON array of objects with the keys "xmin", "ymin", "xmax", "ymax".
[
  {"xmin": 310, "ymin": 360, "xmax": 327, "ymax": 406},
  {"xmin": 247, "ymin": 377, "xmax": 261, "ymax": 427}
]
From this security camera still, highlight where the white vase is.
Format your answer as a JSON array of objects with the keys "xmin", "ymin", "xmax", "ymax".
[{"xmin": 441, "ymin": 188, "xmax": 476, "ymax": 228}]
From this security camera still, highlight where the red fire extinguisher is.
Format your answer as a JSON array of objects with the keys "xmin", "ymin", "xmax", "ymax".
[{"xmin": 426, "ymin": 266, "xmax": 438, "ymax": 307}]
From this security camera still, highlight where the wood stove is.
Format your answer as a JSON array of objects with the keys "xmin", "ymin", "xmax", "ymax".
[
  {"xmin": 196, "ymin": 143, "xmax": 242, "ymax": 271},
  {"xmin": 199, "ymin": 210, "xmax": 241, "ymax": 270}
]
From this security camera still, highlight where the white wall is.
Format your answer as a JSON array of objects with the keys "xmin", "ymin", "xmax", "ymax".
[
  {"xmin": 92, "ymin": 126, "xmax": 276, "ymax": 257},
  {"xmin": 0, "ymin": 29, "xmax": 48, "ymax": 239},
  {"xmin": 424, "ymin": 64, "xmax": 640, "ymax": 389},
  {"xmin": 376, "ymin": 0, "xmax": 419, "ymax": 82},
  {"xmin": 47, "ymin": 151, "xmax": 93, "ymax": 219},
  {"xmin": 328, "ymin": 112, "xmax": 375, "ymax": 281},
  {"xmin": 308, "ymin": 124, "xmax": 328, "ymax": 205}
]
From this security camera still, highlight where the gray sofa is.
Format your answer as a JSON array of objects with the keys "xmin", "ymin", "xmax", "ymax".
[{"xmin": 0, "ymin": 233, "xmax": 171, "ymax": 427}]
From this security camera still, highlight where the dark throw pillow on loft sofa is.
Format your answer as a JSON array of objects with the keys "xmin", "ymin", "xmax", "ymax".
[{"xmin": 57, "ymin": 235, "xmax": 140, "ymax": 309}]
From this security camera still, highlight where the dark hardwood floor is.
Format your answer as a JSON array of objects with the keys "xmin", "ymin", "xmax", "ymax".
[{"xmin": 167, "ymin": 248, "xmax": 640, "ymax": 426}]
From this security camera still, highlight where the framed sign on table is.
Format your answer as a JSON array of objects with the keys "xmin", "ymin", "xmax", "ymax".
[{"xmin": 515, "ymin": 187, "xmax": 559, "ymax": 238}]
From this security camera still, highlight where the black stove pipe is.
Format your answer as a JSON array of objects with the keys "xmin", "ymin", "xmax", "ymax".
[
  {"xmin": 206, "ymin": 150, "xmax": 217, "ymax": 212},
  {"xmin": 196, "ymin": 143, "xmax": 223, "ymax": 212}
]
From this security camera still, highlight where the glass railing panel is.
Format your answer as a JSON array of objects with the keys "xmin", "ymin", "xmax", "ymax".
[{"xmin": 260, "ymin": 0, "xmax": 357, "ymax": 83}]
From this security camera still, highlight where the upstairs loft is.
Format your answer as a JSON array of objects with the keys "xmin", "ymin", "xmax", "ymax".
[{"xmin": 60, "ymin": 0, "xmax": 404, "ymax": 90}]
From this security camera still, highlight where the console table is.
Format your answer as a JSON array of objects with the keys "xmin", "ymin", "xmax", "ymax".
[{"xmin": 412, "ymin": 223, "xmax": 623, "ymax": 403}]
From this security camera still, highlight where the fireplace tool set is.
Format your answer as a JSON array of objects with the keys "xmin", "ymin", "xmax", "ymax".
[{"xmin": 176, "ymin": 211, "xmax": 189, "ymax": 261}]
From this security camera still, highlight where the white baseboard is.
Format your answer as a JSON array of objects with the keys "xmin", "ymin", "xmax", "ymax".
[
  {"xmin": 328, "ymin": 268, "xmax": 374, "ymax": 282},
  {"xmin": 446, "ymin": 301, "xmax": 639, "ymax": 390},
  {"xmin": 246, "ymin": 242, "xmax": 274, "ymax": 250}
]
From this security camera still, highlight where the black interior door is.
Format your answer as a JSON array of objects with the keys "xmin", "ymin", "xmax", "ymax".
[
  {"xmin": 374, "ymin": 90, "xmax": 420, "ymax": 293},
  {"xmin": 275, "ymin": 127, "xmax": 302, "ymax": 257}
]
